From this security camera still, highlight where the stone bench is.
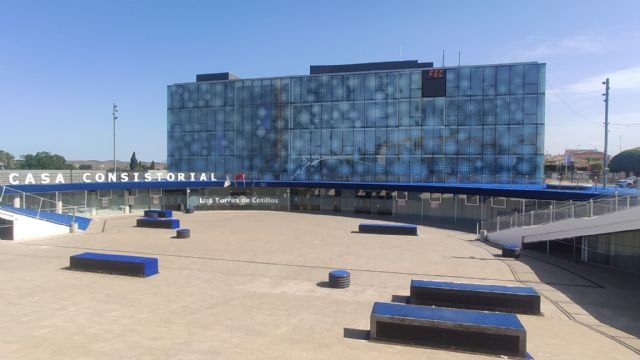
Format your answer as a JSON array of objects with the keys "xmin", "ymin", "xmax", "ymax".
[
  {"xmin": 136, "ymin": 217, "xmax": 180, "ymax": 229},
  {"xmin": 144, "ymin": 209, "xmax": 173, "ymax": 218},
  {"xmin": 370, "ymin": 302, "xmax": 527, "ymax": 358},
  {"xmin": 69, "ymin": 252, "xmax": 158, "ymax": 277},
  {"xmin": 410, "ymin": 279, "xmax": 541, "ymax": 315},
  {"xmin": 358, "ymin": 223, "xmax": 417, "ymax": 236}
]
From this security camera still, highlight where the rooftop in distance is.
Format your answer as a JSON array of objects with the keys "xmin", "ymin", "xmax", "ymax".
[{"xmin": 196, "ymin": 59, "xmax": 434, "ymax": 82}]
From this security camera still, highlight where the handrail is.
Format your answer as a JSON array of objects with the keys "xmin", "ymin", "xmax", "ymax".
[
  {"xmin": 521, "ymin": 217, "xmax": 640, "ymax": 241},
  {"xmin": 482, "ymin": 192, "xmax": 640, "ymax": 234},
  {"xmin": 0, "ymin": 185, "xmax": 80, "ymax": 226}
]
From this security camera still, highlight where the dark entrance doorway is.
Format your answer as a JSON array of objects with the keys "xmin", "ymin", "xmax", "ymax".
[{"xmin": 0, "ymin": 218, "xmax": 14, "ymax": 240}]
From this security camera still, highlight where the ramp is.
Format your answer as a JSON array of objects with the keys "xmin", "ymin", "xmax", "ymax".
[
  {"xmin": 487, "ymin": 206, "xmax": 640, "ymax": 247},
  {"xmin": 0, "ymin": 205, "xmax": 91, "ymax": 231}
]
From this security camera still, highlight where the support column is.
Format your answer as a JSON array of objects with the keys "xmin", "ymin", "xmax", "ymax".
[
  {"xmin": 546, "ymin": 240, "xmax": 550, "ymax": 256},
  {"xmin": 454, "ymin": 194, "xmax": 457, "ymax": 223},
  {"xmin": 124, "ymin": 190, "xmax": 130, "ymax": 214}
]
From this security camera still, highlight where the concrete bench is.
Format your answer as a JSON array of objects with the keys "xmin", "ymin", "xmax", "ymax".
[
  {"xmin": 370, "ymin": 302, "xmax": 527, "ymax": 358},
  {"xmin": 69, "ymin": 252, "xmax": 158, "ymax": 277},
  {"xmin": 144, "ymin": 209, "xmax": 173, "ymax": 218},
  {"xmin": 136, "ymin": 217, "xmax": 180, "ymax": 229},
  {"xmin": 358, "ymin": 223, "xmax": 417, "ymax": 236},
  {"xmin": 410, "ymin": 280, "xmax": 541, "ymax": 315}
]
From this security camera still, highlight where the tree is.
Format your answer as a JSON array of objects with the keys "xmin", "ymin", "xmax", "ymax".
[
  {"xmin": 544, "ymin": 163, "xmax": 559, "ymax": 173},
  {"xmin": 130, "ymin": 152, "xmax": 139, "ymax": 171},
  {"xmin": 0, "ymin": 150, "xmax": 16, "ymax": 169},
  {"xmin": 150, "ymin": 160, "xmax": 156, "ymax": 170},
  {"xmin": 79, "ymin": 164, "xmax": 93, "ymax": 170},
  {"xmin": 20, "ymin": 151, "xmax": 68, "ymax": 169},
  {"xmin": 609, "ymin": 147, "xmax": 640, "ymax": 176}
]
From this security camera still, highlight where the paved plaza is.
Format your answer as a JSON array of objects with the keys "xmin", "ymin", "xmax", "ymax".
[{"xmin": 0, "ymin": 211, "xmax": 639, "ymax": 359}]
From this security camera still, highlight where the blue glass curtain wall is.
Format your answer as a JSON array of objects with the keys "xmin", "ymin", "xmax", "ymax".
[{"xmin": 168, "ymin": 63, "xmax": 545, "ymax": 184}]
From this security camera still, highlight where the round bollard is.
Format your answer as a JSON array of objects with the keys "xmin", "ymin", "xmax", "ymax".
[
  {"xmin": 328, "ymin": 270, "xmax": 350, "ymax": 289},
  {"xmin": 502, "ymin": 245, "xmax": 521, "ymax": 258},
  {"xmin": 185, "ymin": 207, "xmax": 195, "ymax": 214},
  {"xmin": 176, "ymin": 229, "xmax": 190, "ymax": 239}
]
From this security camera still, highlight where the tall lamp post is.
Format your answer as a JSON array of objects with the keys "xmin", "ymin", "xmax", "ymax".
[
  {"xmin": 602, "ymin": 79, "xmax": 610, "ymax": 189},
  {"xmin": 112, "ymin": 103, "xmax": 118, "ymax": 174}
]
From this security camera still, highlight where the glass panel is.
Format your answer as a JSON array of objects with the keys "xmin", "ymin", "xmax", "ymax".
[
  {"xmin": 458, "ymin": 67, "xmax": 471, "ymax": 96},
  {"xmin": 446, "ymin": 68, "xmax": 458, "ymax": 97},
  {"xmin": 496, "ymin": 66, "xmax": 509, "ymax": 95},
  {"xmin": 470, "ymin": 67, "xmax": 483, "ymax": 96}
]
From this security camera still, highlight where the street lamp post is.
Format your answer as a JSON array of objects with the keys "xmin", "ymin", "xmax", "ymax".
[
  {"xmin": 112, "ymin": 103, "xmax": 118, "ymax": 174},
  {"xmin": 602, "ymin": 79, "xmax": 610, "ymax": 189}
]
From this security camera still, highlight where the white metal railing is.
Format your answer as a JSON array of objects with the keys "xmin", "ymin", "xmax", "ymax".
[
  {"xmin": 0, "ymin": 185, "xmax": 78, "ymax": 226},
  {"xmin": 481, "ymin": 193, "xmax": 640, "ymax": 233}
]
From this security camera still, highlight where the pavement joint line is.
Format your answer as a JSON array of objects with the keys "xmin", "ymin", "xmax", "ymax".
[
  {"xmin": 13, "ymin": 242, "xmax": 532, "ymax": 284},
  {"xmin": 11, "ymin": 241, "xmax": 607, "ymax": 289}
]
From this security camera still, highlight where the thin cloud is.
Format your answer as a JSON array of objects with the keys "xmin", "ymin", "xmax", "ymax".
[
  {"xmin": 509, "ymin": 35, "xmax": 605, "ymax": 61},
  {"xmin": 565, "ymin": 66, "xmax": 640, "ymax": 94}
]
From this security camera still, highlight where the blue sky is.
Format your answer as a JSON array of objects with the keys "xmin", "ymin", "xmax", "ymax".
[{"xmin": 1, "ymin": 0, "xmax": 639, "ymax": 162}]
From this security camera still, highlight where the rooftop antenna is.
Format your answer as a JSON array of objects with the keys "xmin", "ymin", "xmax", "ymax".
[
  {"xmin": 442, "ymin": 49, "xmax": 445, "ymax": 67},
  {"xmin": 112, "ymin": 103, "xmax": 118, "ymax": 175},
  {"xmin": 458, "ymin": 50, "xmax": 461, "ymax": 66}
]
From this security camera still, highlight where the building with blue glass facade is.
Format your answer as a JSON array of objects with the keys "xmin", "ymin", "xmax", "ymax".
[{"xmin": 167, "ymin": 60, "xmax": 545, "ymax": 184}]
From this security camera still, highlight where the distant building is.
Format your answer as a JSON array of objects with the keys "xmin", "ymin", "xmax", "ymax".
[
  {"xmin": 545, "ymin": 149, "xmax": 610, "ymax": 172},
  {"xmin": 564, "ymin": 149, "xmax": 607, "ymax": 161}
]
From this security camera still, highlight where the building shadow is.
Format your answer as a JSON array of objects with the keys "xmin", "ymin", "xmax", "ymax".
[
  {"xmin": 390, "ymin": 295, "xmax": 409, "ymax": 304},
  {"xmin": 343, "ymin": 328, "xmax": 369, "ymax": 341},
  {"xmin": 511, "ymin": 249, "xmax": 640, "ymax": 342},
  {"xmin": 291, "ymin": 210, "xmax": 477, "ymax": 233}
]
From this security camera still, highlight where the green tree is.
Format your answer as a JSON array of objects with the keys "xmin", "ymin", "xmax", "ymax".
[
  {"xmin": 0, "ymin": 150, "xmax": 16, "ymax": 169},
  {"xmin": 544, "ymin": 163, "xmax": 559, "ymax": 173},
  {"xmin": 130, "ymin": 152, "xmax": 139, "ymax": 171},
  {"xmin": 150, "ymin": 160, "xmax": 156, "ymax": 170},
  {"xmin": 609, "ymin": 147, "xmax": 640, "ymax": 176},
  {"xmin": 79, "ymin": 164, "xmax": 93, "ymax": 170},
  {"xmin": 20, "ymin": 151, "xmax": 68, "ymax": 169}
]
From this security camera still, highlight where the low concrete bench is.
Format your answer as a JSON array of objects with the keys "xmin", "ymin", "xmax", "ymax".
[
  {"xmin": 144, "ymin": 209, "xmax": 173, "ymax": 218},
  {"xmin": 136, "ymin": 217, "xmax": 180, "ymax": 229},
  {"xmin": 69, "ymin": 252, "xmax": 158, "ymax": 277},
  {"xmin": 370, "ymin": 302, "xmax": 527, "ymax": 358},
  {"xmin": 358, "ymin": 223, "xmax": 417, "ymax": 236},
  {"xmin": 410, "ymin": 280, "xmax": 541, "ymax": 315}
]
